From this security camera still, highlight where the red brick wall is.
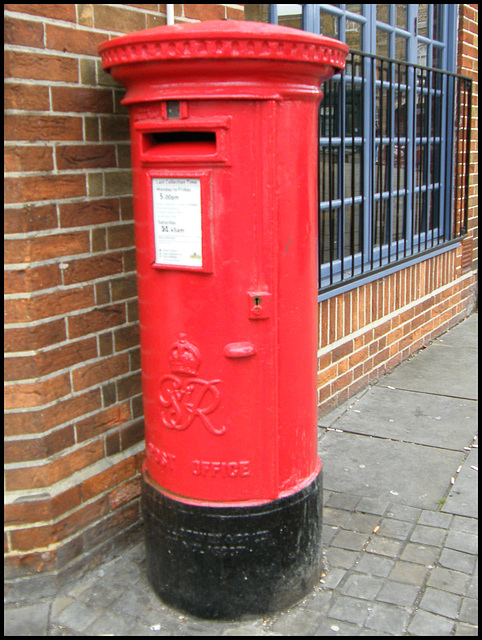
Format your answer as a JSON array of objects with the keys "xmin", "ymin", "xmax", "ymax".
[
  {"xmin": 4, "ymin": 3, "xmax": 243, "ymax": 596},
  {"xmin": 317, "ymin": 256, "xmax": 476, "ymax": 416},
  {"xmin": 4, "ymin": 3, "xmax": 477, "ymax": 596}
]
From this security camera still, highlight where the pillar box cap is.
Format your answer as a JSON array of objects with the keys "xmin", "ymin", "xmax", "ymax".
[{"xmin": 98, "ymin": 20, "xmax": 349, "ymax": 103}]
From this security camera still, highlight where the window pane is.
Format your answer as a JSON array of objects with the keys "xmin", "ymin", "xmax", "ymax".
[
  {"xmin": 345, "ymin": 145, "xmax": 363, "ymax": 198},
  {"xmin": 346, "ymin": 19, "xmax": 362, "ymax": 50},
  {"xmin": 392, "ymin": 195, "xmax": 407, "ymax": 244},
  {"xmin": 396, "ymin": 5, "xmax": 407, "ymax": 30},
  {"xmin": 320, "ymin": 208, "xmax": 340, "ymax": 264},
  {"xmin": 277, "ymin": 4, "xmax": 302, "ymax": 29},
  {"xmin": 376, "ymin": 29, "xmax": 389, "ymax": 57},
  {"xmin": 433, "ymin": 5, "xmax": 443, "ymax": 41},
  {"xmin": 346, "ymin": 4, "xmax": 361, "ymax": 15},
  {"xmin": 376, "ymin": 5, "xmax": 390, "ymax": 24},
  {"xmin": 343, "ymin": 204, "xmax": 363, "ymax": 257},
  {"xmin": 320, "ymin": 11, "xmax": 339, "ymax": 39},
  {"xmin": 319, "ymin": 147, "xmax": 340, "ymax": 201},
  {"xmin": 395, "ymin": 35, "xmax": 408, "ymax": 62},
  {"xmin": 243, "ymin": 4, "xmax": 269, "ymax": 22},
  {"xmin": 433, "ymin": 45, "xmax": 444, "ymax": 69},
  {"xmin": 417, "ymin": 43, "xmax": 428, "ymax": 66},
  {"xmin": 418, "ymin": 4, "xmax": 429, "ymax": 37}
]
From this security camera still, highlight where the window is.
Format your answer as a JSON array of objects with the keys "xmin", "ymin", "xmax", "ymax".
[{"xmin": 255, "ymin": 5, "xmax": 471, "ymax": 296}]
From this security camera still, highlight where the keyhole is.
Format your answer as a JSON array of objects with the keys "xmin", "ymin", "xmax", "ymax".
[{"xmin": 254, "ymin": 296, "xmax": 262, "ymax": 307}]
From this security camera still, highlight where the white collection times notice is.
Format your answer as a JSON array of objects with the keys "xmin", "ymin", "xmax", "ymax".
[{"xmin": 152, "ymin": 178, "xmax": 202, "ymax": 268}]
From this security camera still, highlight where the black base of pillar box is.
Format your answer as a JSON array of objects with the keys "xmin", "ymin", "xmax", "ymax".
[{"xmin": 141, "ymin": 472, "xmax": 323, "ymax": 620}]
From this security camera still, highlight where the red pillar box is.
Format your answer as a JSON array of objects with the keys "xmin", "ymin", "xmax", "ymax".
[{"xmin": 99, "ymin": 21, "xmax": 347, "ymax": 619}]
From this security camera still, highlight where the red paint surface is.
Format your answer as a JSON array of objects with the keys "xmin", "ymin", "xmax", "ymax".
[{"xmin": 99, "ymin": 21, "xmax": 348, "ymax": 505}]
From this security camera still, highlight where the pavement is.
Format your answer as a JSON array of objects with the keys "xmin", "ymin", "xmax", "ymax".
[{"xmin": 5, "ymin": 312, "xmax": 478, "ymax": 636}]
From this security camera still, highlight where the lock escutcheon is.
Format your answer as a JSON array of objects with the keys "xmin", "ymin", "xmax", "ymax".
[{"xmin": 248, "ymin": 291, "xmax": 272, "ymax": 319}]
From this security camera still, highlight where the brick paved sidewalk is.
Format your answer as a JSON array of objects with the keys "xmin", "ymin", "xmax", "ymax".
[{"xmin": 5, "ymin": 314, "xmax": 478, "ymax": 636}]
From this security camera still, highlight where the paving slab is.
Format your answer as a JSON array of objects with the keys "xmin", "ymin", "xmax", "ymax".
[
  {"xmin": 4, "ymin": 313, "xmax": 477, "ymax": 636},
  {"xmin": 442, "ymin": 447, "xmax": 478, "ymax": 518},
  {"xmin": 4, "ymin": 602, "xmax": 50, "ymax": 636},
  {"xmin": 431, "ymin": 313, "xmax": 479, "ymax": 349},
  {"xmin": 318, "ymin": 430, "xmax": 463, "ymax": 509},
  {"xmin": 379, "ymin": 344, "xmax": 478, "ymax": 400},
  {"xmin": 325, "ymin": 386, "xmax": 477, "ymax": 450}
]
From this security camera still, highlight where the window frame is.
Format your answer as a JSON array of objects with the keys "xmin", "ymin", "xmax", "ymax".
[{"xmin": 269, "ymin": 5, "xmax": 464, "ymax": 299}]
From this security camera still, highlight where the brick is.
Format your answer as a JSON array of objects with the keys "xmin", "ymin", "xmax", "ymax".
[
  {"xmin": 5, "ymin": 174, "xmax": 86, "ymax": 205},
  {"xmin": 61, "ymin": 253, "xmax": 124, "ymax": 285},
  {"xmin": 114, "ymin": 323, "xmax": 139, "ymax": 352},
  {"xmin": 332, "ymin": 340, "xmax": 354, "ymax": 362},
  {"xmin": 5, "ymin": 337, "xmax": 98, "ymax": 381},
  {"xmin": 9, "ymin": 496, "xmax": 110, "ymax": 550},
  {"xmin": 108, "ymin": 476, "xmax": 140, "ymax": 510},
  {"xmin": 4, "ymin": 203, "xmax": 57, "ymax": 234},
  {"xmin": 92, "ymin": 4, "xmax": 146, "ymax": 34},
  {"xmin": 51, "ymin": 87, "xmax": 113, "ymax": 114},
  {"xmin": 5, "ymin": 114, "xmax": 83, "ymax": 142},
  {"xmin": 5, "ymin": 439, "xmax": 105, "ymax": 492},
  {"xmin": 71, "ymin": 352, "xmax": 130, "ymax": 391},
  {"xmin": 4, "ymin": 82, "xmax": 50, "ymax": 111},
  {"xmin": 5, "ymin": 231, "xmax": 90, "ymax": 264},
  {"xmin": 81, "ymin": 456, "xmax": 137, "ymax": 501},
  {"xmin": 4, "ymin": 50, "xmax": 78, "ymax": 83},
  {"xmin": 4, "ymin": 425, "xmax": 75, "ymax": 463},
  {"xmin": 4, "ymin": 319, "xmax": 66, "ymax": 353},
  {"xmin": 111, "ymin": 274, "xmax": 137, "ymax": 301},
  {"xmin": 5, "ymin": 4, "xmax": 77, "ymax": 22},
  {"xmin": 4, "ymin": 285, "xmax": 95, "ymax": 323},
  {"xmin": 104, "ymin": 170, "xmax": 132, "ymax": 196},
  {"xmin": 46, "ymin": 23, "xmax": 107, "ymax": 56},
  {"xmin": 4, "ymin": 389, "xmax": 101, "ymax": 437},
  {"xmin": 116, "ymin": 371, "xmax": 142, "ymax": 402},
  {"xmin": 83, "ymin": 499, "xmax": 140, "ymax": 553},
  {"xmin": 67, "ymin": 303, "xmax": 126, "ymax": 339},
  {"xmin": 59, "ymin": 198, "xmax": 120, "ymax": 228},
  {"xmin": 75, "ymin": 403, "xmax": 132, "ymax": 444},
  {"xmin": 4, "ymin": 15, "xmax": 45, "ymax": 47},
  {"xmin": 119, "ymin": 419, "xmax": 144, "ymax": 451},
  {"xmin": 184, "ymin": 4, "xmax": 226, "ymax": 20},
  {"xmin": 4, "ymin": 486, "xmax": 81, "ymax": 527},
  {"xmin": 5, "ymin": 145, "xmax": 54, "ymax": 173},
  {"xmin": 4, "ymin": 263, "xmax": 62, "ymax": 294},
  {"xmin": 56, "ymin": 144, "xmax": 116, "ymax": 170},
  {"xmin": 4, "ymin": 373, "xmax": 71, "ymax": 410}
]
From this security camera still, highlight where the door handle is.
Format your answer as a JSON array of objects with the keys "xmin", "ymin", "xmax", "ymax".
[{"xmin": 223, "ymin": 342, "xmax": 256, "ymax": 358}]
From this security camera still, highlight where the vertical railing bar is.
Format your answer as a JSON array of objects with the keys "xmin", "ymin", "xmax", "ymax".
[
  {"xmin": 381, "ymin": 59, "xmax": 386, "ymax": 266},
  {"xmin": 463, "ymin": 78, "xmax": 472, "ymax": 235},
  {"xmin": 387, "ymin": 59, "xmax": 394, "ymax": 262},
  {"xmin": 411, "ymin": 67, "xmax": 417, "ymax": 257},
  {"xmin": 454, "ymin": 76, "xmax": 461, "ymax": 238},
  {"xmin": 340, "ymin": 67, "xmax": 346, "ymax": 281},
  {"xmin": 371, "ymin": 56, "xmax": 376, "ymax": 271},
  {"xmin": 360, "ymin": 52, "xmax": 366, "ymax": 274},
  {"xmin": 444, "ymin": 74, "xmax": 452, "ymax": 240},
  {"xmin": 351, "ymin": 55, "xmax": 356, "ymax": 277},
  {"xmin": 433, "ymin": 70, "xmax": 440, "ymax": 247},
  {"xmin": 424, "ymin": 67, "xmax": 431, "ymax": 251},
  {"xmin": 377, "ymin": 58, "xmax": 383, "ymax": 267},
  {"xmin": 396, "ymin": 62, "xmax": 401, "ymax": 261},
  {"xmin": 328, "ymin": 78, "xmax": 334, "ymax": 284},
  {"xmin": 404, "ymin": 64, "xmax": 409, "ymax": 258},
  {"xmin": 417, "ymin": 69, "xmax": 424, "ymax": 253}
]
